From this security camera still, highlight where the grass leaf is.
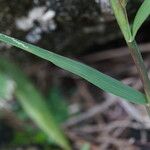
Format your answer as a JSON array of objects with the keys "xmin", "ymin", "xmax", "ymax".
[
  {"xmin": 132, "ymin": 0, "xmax": 150, "ymax": 38},
  {"xmin": 0, "ymin": 33, "xmax": 147, "ymax": 104},
  {"xmin": 110, "ymin": 0, "xmax": 132, "ymax": 42},
  {"xmin": 0, "ymin": 58, "xmax": 70, "ymax": 150},
  {"xmin": 120, "ymin": 0, "xmax": 128, "ymax": 8}
]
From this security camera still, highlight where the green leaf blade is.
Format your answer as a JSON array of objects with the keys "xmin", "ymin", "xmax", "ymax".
[
  {"xmin": 0, "ymin": 58, "xmax": 70, "ymax": 150},
  {"xmin": 132, "ymin": 0, "xmax": 150, "ymax": 38},
  {"xmin": 0, "ymin": 33, "xmax": 147, "ymax": 104},
  {"xmin": 110, "ymin": 0, "xmax": 132, "ymax": 42}
]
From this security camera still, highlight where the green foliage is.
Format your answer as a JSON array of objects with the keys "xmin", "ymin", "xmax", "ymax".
[
  {"xmin": 0, "ymin": 33, "xmax": 147, "ymax": 104},
  {"xmin": 120, "ymin": 0, "xmax": 128, "ymax": 7},
  {"xmin": 1, "ymin": 1, "xmax": 150, "ymax": 149},
  {"xmin": 111, "ymin": 0, "xmax": 150, "ymax": 40},
  {"xmin": 0, "ymin": 1, "xmax": 150, "ymax": 149},
  {"xmin": 132, "ymin": 0, "xmax": 150, "ymax": 38},
  {"xmin": 110, "ymin": 0, "xmax": 132, "ymax": 42},
  {"xmin": 0, "ymin": 58, "xmax": 70, "ymax": 150},
  {"xmin": 110, "ymin": 0, "xmax": 150, "ymax": 114}
]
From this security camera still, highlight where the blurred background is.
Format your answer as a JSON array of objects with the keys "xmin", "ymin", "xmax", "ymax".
[{"xmin": 1, "ymin": 0, "xmax": 150, "ymax": 149}]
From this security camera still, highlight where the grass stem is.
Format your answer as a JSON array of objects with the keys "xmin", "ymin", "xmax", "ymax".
[
  {"xmin": 127, "ymin": 40, "xmax": 150, "ymax": 116},
  {"xmin": 127, "ymin": 40, "xmax": 150, "ymax": 101}
]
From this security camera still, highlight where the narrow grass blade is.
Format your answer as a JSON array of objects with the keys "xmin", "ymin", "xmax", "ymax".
[
  {"xmin": 110, "ymin": 0, "xmax": 132, "ymax": 42},
  {"xmin": 120, "ymin": 0, "xmax": 128, "ymax": 7},
  {"xmin": 0, "ymin": 58, "xmax": 70, "ymax": 150},
  {"xmin": 132, "ymin": 0, "xmax": 150, "ymax": 38},
  {"xmin": 0, "ymin": 33, "xmax": 147, "ymax": 104}
]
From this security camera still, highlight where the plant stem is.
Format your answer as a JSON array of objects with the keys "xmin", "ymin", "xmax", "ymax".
[
  {"xmin": 127, "ymin": 40, "xmax": 150, "ymax": 97},
  {"xmin": 127, "ymin": 40, "xmax": 150, "ymax": 110},
  {"xmin": 110, "ymin": 0, "xmax": 150, "ymax": 116}
]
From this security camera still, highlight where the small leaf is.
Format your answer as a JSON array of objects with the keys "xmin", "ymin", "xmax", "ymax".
[
  {"xmin": 132, "ymin": 0, "xmax": 150, "ymax": 38},
  {"xmin": 0, "ymin": 33, "xmax": 147, "ymax": 104}
]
